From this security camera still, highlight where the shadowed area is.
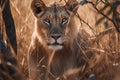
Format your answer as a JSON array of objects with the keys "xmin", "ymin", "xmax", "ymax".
[{"xmin": 1, "ymin": 0, "xmax": 17, "ymax": 54}]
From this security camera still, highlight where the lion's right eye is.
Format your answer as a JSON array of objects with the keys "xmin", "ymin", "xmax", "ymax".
[
  {"xmin": 61, "ymin": 18, "xmax": 68, "ymax": 25},
  {"xmin": 44, "ymin": 19, "xmax": 51, "ymax": 26}
]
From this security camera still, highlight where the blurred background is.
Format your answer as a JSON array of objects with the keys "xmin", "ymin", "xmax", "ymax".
[{"xmin": 0, "ymin": 0, "xmax": 120, "ymax": 80}]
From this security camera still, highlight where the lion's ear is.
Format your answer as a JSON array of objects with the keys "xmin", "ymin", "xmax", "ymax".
[
  {"xmin": 31, "ymin": 0, "xmax": 46, "ymax": 17},
  {"xmin": 65, "ymin": 0, "xmax": 79, "ymax": 13}
]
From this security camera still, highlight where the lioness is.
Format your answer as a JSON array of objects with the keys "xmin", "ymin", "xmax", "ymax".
[{"xmin": 28, "ymin": 0, "xmax": 87, "ymax": 80}]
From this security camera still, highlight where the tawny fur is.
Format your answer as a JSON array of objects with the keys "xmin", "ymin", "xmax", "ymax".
[{"xmin": 28, "ymin": 0, "xmax": 88, "ymax": 80}]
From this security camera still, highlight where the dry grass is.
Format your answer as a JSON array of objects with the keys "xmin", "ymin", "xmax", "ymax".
[{"xmin": 0, "ymin": 0, "xmax": 120, "ymax": 80}]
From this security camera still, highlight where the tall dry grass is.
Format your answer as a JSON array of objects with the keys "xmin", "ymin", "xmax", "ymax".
[{"xmin": 0, "ymin": 0, "xmax": 120, "ymax": 80}]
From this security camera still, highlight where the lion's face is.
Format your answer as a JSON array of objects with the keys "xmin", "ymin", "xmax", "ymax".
[
  {"xmin": 31, "ymin": 0, "xmax": 78, "ymax": 50},
  {"xmin": 37, "ymin": 5, "xmax": 70, "ymax": 50}
]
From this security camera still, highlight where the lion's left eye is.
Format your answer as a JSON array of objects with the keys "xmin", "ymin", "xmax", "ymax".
[
  {"xmin": 44, "ymin": 19, "xmax": 51, "ymax": 26},
  {"xmin": 61, "ymin": 18, "xmax": 68, "ymax": 25}
]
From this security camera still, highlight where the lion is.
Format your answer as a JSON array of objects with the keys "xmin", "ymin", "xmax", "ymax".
[{"xmin": 28, "ymin": 0, "xmax": 88, "ymax": 80}]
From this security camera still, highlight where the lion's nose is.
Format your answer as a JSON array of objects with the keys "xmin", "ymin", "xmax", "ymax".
[{"xmin": 51, "ymin": 34, "xmax": 61, "ymax": 40}]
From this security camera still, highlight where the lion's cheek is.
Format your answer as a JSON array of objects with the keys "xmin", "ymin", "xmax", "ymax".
[
  {"xmin": 36, "ymin": 26, "xmax": 48, "ymax": 42},
  {"xmin": 65, "ymin": 27, "xmax": 70, "ymax": 36}
]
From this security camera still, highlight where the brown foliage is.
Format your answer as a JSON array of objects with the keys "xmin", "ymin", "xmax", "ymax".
[{"xmin": 0, "ymin": 0, "xmax": 120, "ymax": 80}]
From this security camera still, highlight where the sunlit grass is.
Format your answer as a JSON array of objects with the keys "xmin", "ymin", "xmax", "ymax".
[{"xmin": 0, "ymin": 0, "xmax": 120, "ymax": 80}]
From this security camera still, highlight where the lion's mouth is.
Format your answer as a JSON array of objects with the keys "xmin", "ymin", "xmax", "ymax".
[
  {"xmin": 47, "ymin": 42, "xmax": 63, "ymax": 46},
  {"xmin": 47, "ymin": 42, "xmax": 63, "ymax": 50},
  {"xmin": 53, "ymin": 42, "xmax": 63, "ymax": 45}
]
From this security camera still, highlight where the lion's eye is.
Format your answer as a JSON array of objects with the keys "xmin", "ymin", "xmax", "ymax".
[
  {"xmin": 61, "ymin": 18, "xmax": 68, "ymax": 25},
  {"xmin": 44, "ymin": 19, "xmax": 51, "ymax": 26}
]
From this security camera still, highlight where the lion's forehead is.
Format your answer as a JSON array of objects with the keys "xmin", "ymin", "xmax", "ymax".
[{"xmin": 42, "ymin": 5, "xmax": 70, "ymax": 19}]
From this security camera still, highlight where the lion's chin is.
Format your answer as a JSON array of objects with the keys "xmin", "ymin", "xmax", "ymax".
[{"xmin": 48, "ymin": 45, "xmax": 63, "ymax": 50}]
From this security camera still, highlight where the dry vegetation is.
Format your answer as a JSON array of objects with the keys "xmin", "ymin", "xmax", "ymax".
[{"xmin": 0, "ymin": 0, "xmax": 120, "ymax": 80}]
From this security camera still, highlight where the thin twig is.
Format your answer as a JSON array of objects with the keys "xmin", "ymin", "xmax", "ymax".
[
  {"xmin": 86, "ymin": 1, "xmax": 120, "ymax": 33},
  {"xmin": 76, "ymin": 12, "xmax": 96, "ymax": 35}
]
